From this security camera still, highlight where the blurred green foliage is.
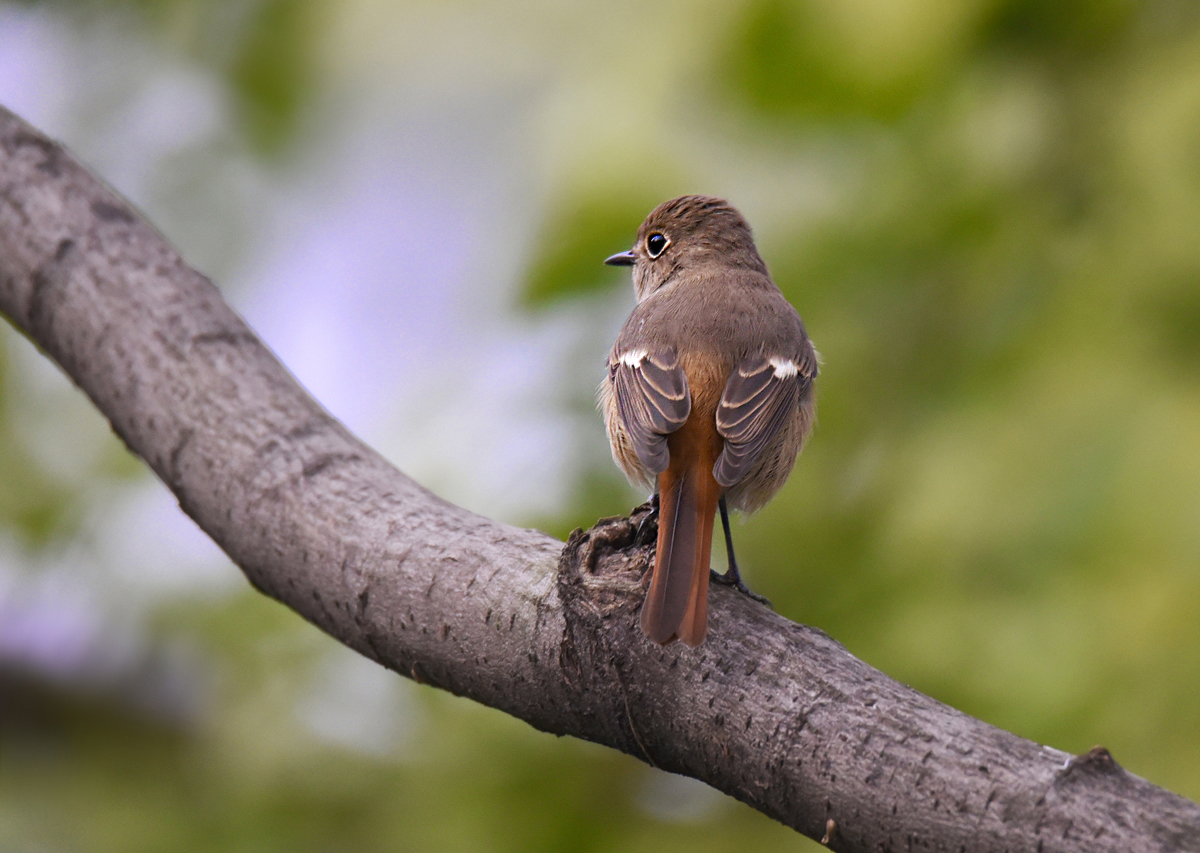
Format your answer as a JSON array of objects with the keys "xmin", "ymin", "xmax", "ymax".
[
  {"xmin": 524, "ymin": 185, "xmax": 673, "ymax": 305},
  {"xmin": 4, "ymin": 0, "xmax": 1200, "ymax": 851},
  {"xmin": 227, "ymin": 0, "xmax": 320, "ymax": 153},
  {"xmin": 0, "ymin": 344, "xmax": 73, "ymax": 545}
]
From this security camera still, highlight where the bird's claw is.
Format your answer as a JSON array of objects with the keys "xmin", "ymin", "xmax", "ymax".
[
  {"xmin": 633, "ymin": 493, "xmax": 659, "ymax": 547},
  {"xmin": 711, "ymin": 568, "xmax": 772, "ymax": 608}
]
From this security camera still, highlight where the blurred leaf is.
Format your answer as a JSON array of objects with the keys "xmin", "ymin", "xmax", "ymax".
[
  {"xmin": 229, "ymin": 0, "xmax": 319, "ymax": 154},
  {"xmin": 981, "ymin": 0, "xmax": 1137, "ymax": 56},
  {"xmin": 715, "ymin": 0, "xmax": 973, "ymax": 122},
  {"xmin": 1142, "ymin": 271, "xmax": 1200, "ymax": 375}
]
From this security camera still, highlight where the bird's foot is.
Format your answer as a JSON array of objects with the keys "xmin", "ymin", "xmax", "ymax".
[
  {"xmin": 711, "ymin": 567, "xmax": 772, "ymax": 607},
  {"xmin": 633, "ymin": 493, "xmax": 659, "ymax": 547}
]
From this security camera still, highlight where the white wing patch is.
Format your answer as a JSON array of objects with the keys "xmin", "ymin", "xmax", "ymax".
[
  {"xmin": 769, "ymin": 357, "xmax": 798, "ymax": 379},
  {"xmin": 620, "ymin": 349, "xmax": 648, "ymax": 368}
]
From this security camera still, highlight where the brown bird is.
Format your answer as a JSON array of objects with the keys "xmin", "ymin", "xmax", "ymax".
[{"xmin": 600, "ymin": 195, "xmax": 817, "ymax": 646}]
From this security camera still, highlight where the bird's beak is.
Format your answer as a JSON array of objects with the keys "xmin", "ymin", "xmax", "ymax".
[{"xmin": 604, "ymin": 250, "xmax": 636, "ymax": 266}]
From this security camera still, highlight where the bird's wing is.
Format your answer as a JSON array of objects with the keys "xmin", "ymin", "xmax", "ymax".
[
  {"xmin": 608, "ymin": 345, "xmax": 691, "ymax": 474},
  {"xmin": 713, "ymin": 351, "xmax": 815, "ymax": 488}
]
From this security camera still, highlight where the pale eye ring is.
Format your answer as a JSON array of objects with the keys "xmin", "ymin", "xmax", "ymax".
[{"xmin": 646, "ymin": 232, "xmax": 668, "ymax": 258}]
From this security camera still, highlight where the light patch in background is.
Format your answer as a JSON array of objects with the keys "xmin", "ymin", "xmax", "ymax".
[
  {"xmin": 294, "ymin": 647, "xmax": 425, "ymax": 759},
  {"xmin": 0, "ymin": 547, "xmax": 111, "ymax": 681},
  {"xmin": 233, "ymin": 94, "xmax": 578, "ymax": 522},
  {"xmin": 637, "ymin": 768, "xmax": 730, "ymax": 823},
  {"xmin": 0, "ymin": 542, "xmax": 210, "ymax": 722},
  {"xmin": 0, "ymin": 5, "xmax": 73, "ymax": 130},
  {"xmin": 91, "ymin": 483, "xmax": 242, "ymax": 600}
]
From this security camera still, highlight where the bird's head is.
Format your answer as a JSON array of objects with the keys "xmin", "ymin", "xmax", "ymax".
[{"xmin": 605, "ymin": 195, "xmax": 766, "ymax": 301}]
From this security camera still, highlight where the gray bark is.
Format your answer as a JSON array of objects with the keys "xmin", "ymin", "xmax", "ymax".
[{"xmin": 1, "ymin": 104, "xmax": 1197, "ymax": 852}]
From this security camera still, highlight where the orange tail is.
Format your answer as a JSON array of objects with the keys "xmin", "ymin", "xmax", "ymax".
[{"xmin": 641, "ymin": 457, "xmax": 721, "ymax": 647}]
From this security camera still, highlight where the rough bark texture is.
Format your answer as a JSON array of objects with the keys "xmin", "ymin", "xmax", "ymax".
[{"xmin": 1, "ymin": 104, "xmax": 1197, "ymax": 852}]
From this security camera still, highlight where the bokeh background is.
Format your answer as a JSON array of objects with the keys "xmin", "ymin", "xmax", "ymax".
[{"xmin": 2, "ymin": 0, "xmax": 1200, "ymax": 850}]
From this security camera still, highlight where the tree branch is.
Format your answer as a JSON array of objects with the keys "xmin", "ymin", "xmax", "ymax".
[{"xmin": 1, "ymin": 104, "xmax": 1196, "ymax": 852}]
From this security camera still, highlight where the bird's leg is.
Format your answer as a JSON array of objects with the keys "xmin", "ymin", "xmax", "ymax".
[
  {"xmin": 712, "ymin": 496, "xmax": 772, "ymax": 606},
  {"xmin": 633, "ymin": 492, "xmax": 659, "ymax": 548}
]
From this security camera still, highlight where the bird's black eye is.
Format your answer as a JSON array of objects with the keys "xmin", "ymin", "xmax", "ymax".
[{"xmin": 646, "ymin": 233, "xmax": 668, "ymax": 258}]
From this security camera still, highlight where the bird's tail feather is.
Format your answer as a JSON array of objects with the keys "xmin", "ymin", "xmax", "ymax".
[{"xmin": 641, "ymin": 460, "xmax": 718, "ymax": 646}]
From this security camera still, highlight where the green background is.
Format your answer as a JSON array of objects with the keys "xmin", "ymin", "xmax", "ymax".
[{"xmin": 2, "ymin": 1, "xmax": 1200, "ymax": 851}]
